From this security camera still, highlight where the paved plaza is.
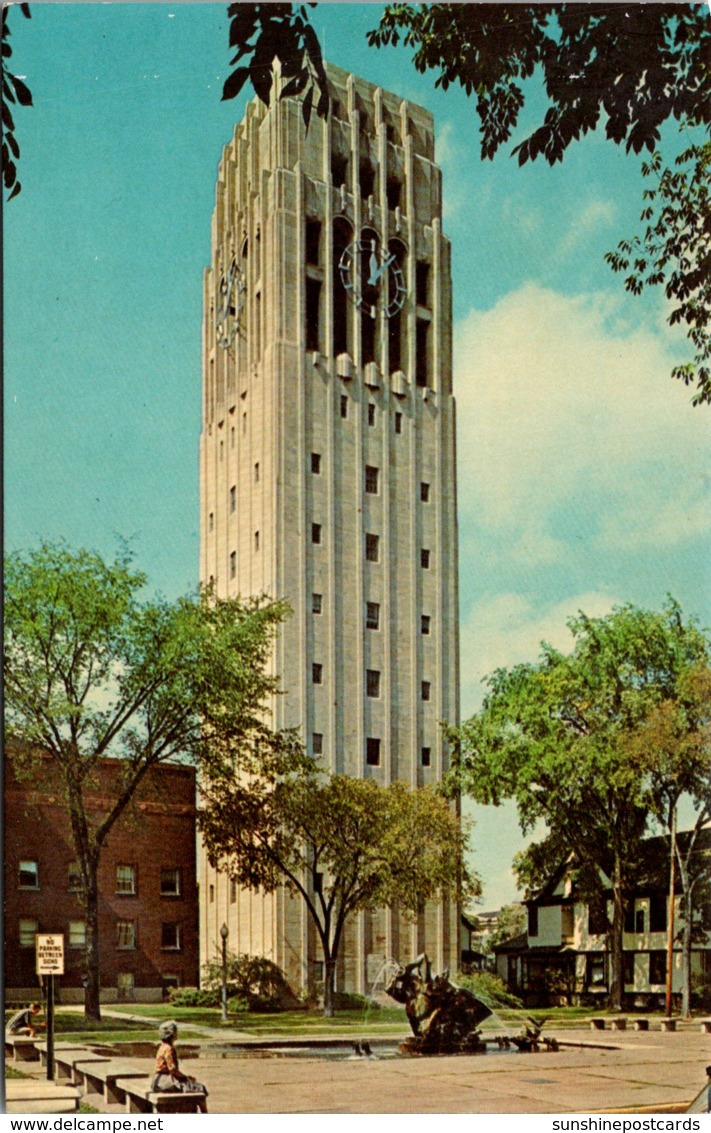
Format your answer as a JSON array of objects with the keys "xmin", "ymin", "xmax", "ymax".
[{"xmin": 7, "ymin": 1023, "xmax": 711, "ymax": 1114}]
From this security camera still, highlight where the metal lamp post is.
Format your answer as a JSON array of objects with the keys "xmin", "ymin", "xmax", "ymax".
[{"xmin": 220, "ymin": 923, "xmax": 229, "ymax": 1023}]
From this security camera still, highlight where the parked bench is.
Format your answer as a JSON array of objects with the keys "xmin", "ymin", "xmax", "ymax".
[
  {"xmin": 660, "ymin": 1017, "xmax": 677, "ymax": 1032},
  {"xmin": 5, "ymin": 1081, "xmax": 80, "ymax": 1114},
  {"xmin": 114, "ymin": 1077, "xmax": 206, "ymax": 1114},
  {"xmin": 36, "ymin": 1041, "xmax": 95, "ymax": 1070},
  {"xmin": 633, "ymin": 1018, "xmax": 649, "ymax": 1031},
  {"xmin": 699, "ymin": 1018, "xmax": 711, "ymax": 1034},
  {"xmin": 73, "ymin": 1059, "xmax": 149, "ymax": 1106},
  {"xmin": 4, "ymin": 1035, "xmax": 39, "ymax": 1063},
  {"xmin": 610, "ymin": 1017, "xmax": 627, "ymax": 1031},
  {"xmin": 56, "ymin": 1050, "xmax": 111, "ymax": 1083},
  {"xmin": 590, "ymin": 1018, "xmax": 606, "ymax": 1030}
]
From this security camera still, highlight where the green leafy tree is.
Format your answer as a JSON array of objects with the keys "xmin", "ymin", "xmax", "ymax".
[
  {"xmin": 623, "ymin": 660, "xmax": 711, "ymax": 1016},
  {"xmin": 488, "ymin": 903, "xmax": 527, "ymax": 950},
  {"xmin": 606, "ymin": 142, "xmax": 711, "ymax": 406},
  {"xmin": 4, "ymin": 541, "xmax": 290, "ymax": 1021},
  {"xmin": 448, "ymin": 600, "xmax": 709, "ymax": 1011},
  {"xmin": 2, "ymin": 2, "xmax": 32, "ymax": 201},
  {"xmin": 198, "ymin": 745, "xmax": 474, "ymax": 1017}
]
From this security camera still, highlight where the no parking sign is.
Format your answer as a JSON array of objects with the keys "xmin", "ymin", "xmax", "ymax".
[{"xmin": 36, "ymin": 933, "xmax": 65, "ymax": 975}]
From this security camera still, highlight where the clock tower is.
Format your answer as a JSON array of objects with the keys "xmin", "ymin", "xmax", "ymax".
[{"xmin": 199, "ymin": 63, "xmax": 460, "ymax": 994}]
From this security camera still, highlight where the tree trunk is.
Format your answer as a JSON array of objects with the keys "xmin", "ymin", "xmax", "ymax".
[
  {"xmin": 323, "ymin": 957, "xmax": 336, "ymax": 1018},
  {"xmin": 665, "ymin": 804, "xmax": 677, "ymax": 1017},
  {"xmin": 84, "ymin": 862, "xmax": 102, "ymax": 1022},
  {"xmin": 679, "ymin": 865, "xmax": 694, "ymax": 1020},
  {"xmin": 608, "ymin": 859, "xmax": 624, "ymax": 1011}
]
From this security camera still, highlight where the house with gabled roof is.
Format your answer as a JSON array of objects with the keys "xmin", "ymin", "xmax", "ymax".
[{"xmin": 493, "ymin": 829, "xmax": 711, "ymax": 1008}]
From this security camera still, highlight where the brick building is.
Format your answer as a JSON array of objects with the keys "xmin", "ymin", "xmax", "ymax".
[{"xmin": 5, "ymin": 752, "xmax": 199, "ymax": 1004}]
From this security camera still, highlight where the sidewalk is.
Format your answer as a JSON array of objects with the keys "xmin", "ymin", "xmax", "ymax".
[{"xmin": 9, "ymin": 1024, "xmax": 709, "ymax": 1114}]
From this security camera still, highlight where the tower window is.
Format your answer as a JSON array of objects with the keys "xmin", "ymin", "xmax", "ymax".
[
  {"xmin": 312, "ymin": 663, "xmax": 323, "ymax": 684},
  {"xmin": 340, "ymin": 394, "xmax": 348, "ymax": 419},
  {"xmin": 386, "ymin": 178, "xmax": 402, "ymax": 211},
  {"xmin": 306, "ymin": 219, "xmax": 321, "ymax": 266},
  {"xmin": 365, "ymin": 534, "xmax": 379, "ymax": 562},
  {"xmin": 312, "ymin": 523, "xmax": 322, "ymax": 545},
  {"xmin": 230, "ymin": 551, "xmax": 237, "ymax": 579},
  {"xmin": 242, "ymin": 412, "xmax": 247, "ymax": 434},
  {"xmin": 395, "ymin": 412, "xmax": 402, "ymax": 434},
  {"xmin": 416, "ymin": 262, "xmax": 430, "ymax": 307},
  {"xmin": 416, "ymin": 319, "xmax": 430, "ymax": 387},
  {"xmin": 209, "ymin": 511, "xmax": 214, "ymax": 531},
  {"xmin": 230, "ymin": 486, "xmax": 236, "ymax": 512},
  {"xmin": 366, "ymin": 737, "xmax": 381, "ymax": 766},
  {"xmin": 366, "ymin": 601, "xmax": 380, "ymax": 629},
  {"xmin": 306, "ymin": 277, "xmax": 321, "ymax": 352},
  {"xmin": 421, "ymin": 548, "xmax": 430, "ymax": 568},
  {"xmin": 368, "ymin": 403, "xmax": 376, "ymax": 426},
  {"xmin": 230, "ymin": 876, "xmax": 238, "ymax": 904},
  {"xmin": 220, "ymin": 440, "xmax": 224, "ymax": 461},
  {"xmin": 312, "ymin": 733, "xmax": 323, "ymax": 756},
  {"xmin": 254, "ymin": 462, "xmax": 260, "ymax": 483},
  {"xmin": 231, "ymin": 426, "xmax": 235, "ymax": 448},
  {"xmin": 422, "ymin": 681, "xmax": 431, "ymax": 701},
  {"xmin": 420, "ymin": 482, "xmax": 430, "ymax": 502},
  {"xmin": 254, "ymin": 531, "xmax": 260, "ymax": 552},
  {"xmin": 421, "ymin": 615, "xmax": 431, "ymax": 635},
  {"xmin": 421, "ymin": 746, "xmax": 431, "ymax": 767},
  {"xmin": 365, "ymin": 465, "xmax": 379, "ymax": 494},
  {"xmin": 359, "ymin": 162, "xmax": 375, "ymax": 200},
  {"xmin": 366, "ymin": 669, "xmax": 381, "ymax": 698},
  {"xmin": 312, "ymin": 592, "xmax": 322, "ymax": 614},
  {"xmin": 311, "ymin": 453, "xmax": 321, "ymax": 474},
  {"xmin": 331, "ymin": 152, "xmax": 349, "ymax": 187}
]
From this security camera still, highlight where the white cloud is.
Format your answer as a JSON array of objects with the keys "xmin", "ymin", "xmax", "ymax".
[
  {"xmin": 555, "ymin": 197, "xmax": 617, "ymax": 259},
  {"xmin": 454, "ymin": 283, "xmax": 710, "ymax": 550},
  {"xmin": 460, "ymin": 589, "xmax": 620, "ymax": 714}
]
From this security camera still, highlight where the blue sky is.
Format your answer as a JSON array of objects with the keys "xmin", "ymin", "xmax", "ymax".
[{"xmin": 5, "ymin": 2, "xmax": 709, "ymax": 908}]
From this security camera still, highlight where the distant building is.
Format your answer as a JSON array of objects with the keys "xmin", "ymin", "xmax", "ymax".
[
  {"xmin": 4, "ymin": 751, "xmax": 199, "ymax": 1004},
  {"xmin": 493, "ymin": 832, "xmax": 711, "ymax": 1007},
  {"xmin": 199, "ymin": 61, "xmax": 460, "ymax": 993}
]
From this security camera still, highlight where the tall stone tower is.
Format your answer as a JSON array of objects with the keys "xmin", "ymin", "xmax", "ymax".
[{"xmin": 199, "ymin": 63, "xmax": 460, "ymax": 994}]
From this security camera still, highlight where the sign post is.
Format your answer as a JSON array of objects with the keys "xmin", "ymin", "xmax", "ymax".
[{"xmin": 36, "ymin": 934, "xmax": 64, "ymax": 1080}]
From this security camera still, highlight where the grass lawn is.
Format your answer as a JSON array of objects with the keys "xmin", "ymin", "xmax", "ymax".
[
  {"xmin": 5, "ymin": 1066, "xmax": 31, "ymax": 1079},
  {"xmin": 109, "ymin": 1003, "xmax": 410, "ymax": 1034}
]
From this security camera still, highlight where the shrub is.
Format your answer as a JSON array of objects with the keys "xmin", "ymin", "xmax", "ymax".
[
  {"xmin": 455, "ymin": 970, "xmax": 523, "ymax": 1009},
  {"xmin": 168, "ymin": 987, "xmax": 220, "ymax": 1008},
  {"xmin": 201, "ymin": 952, "xmax": 300, "ymax": 1011},
  {"xmin": 331, "ymin": 992, "xmax": 380, "ymax": 1012}
]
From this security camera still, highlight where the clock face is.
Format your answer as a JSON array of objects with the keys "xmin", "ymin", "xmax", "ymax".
[
  {"xmin": 339, "ymin": 235, "xmax": 406, "ymax": 318},
  {"xmin": 215, "ymin": 258, "xmax": 246, "ymax": 349}
]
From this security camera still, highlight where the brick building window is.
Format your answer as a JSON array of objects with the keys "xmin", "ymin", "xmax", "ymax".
[
  {"xmin": 366, "ymin": 602, "xmax": 380, "ymax": 629},
  {"xmin": 366, "ymin": 738, "xmax": 381, "ymax": 766},
  {"xmin": 421, "ymin": 746, "xmax": 431, "ymax": 767},
  {"xmin": 160, "ymin": 868, "xmax": 181, "ymax": 897},
  {"xmin": 312, "ymin": 663, "xmax": 323, "ymax": 684},
  {"xmin": 69, "ymin": 921, "xmax": 86, "ymax": 949},
  {"xmin": 311, "ymin": 452, "xmax": 321, "ymax": 474},
  {"xmin": 161, "ymin": 923, "xmax": 182, "ymax": 951},
  {"xmin": 366, "ymin": 669, "xmax": 381, "ymax": 698},
  {"xmin": 19, "ymin": 919, "xmax": 38, "ymax": 948},
  {"xmin": 68, "ymin": 862, "xmax": 82, "ymax": 891},
  {"xmin": 117, "ymin": 972, "xmax": 135, "ymax": 1001},
  {"xmin": 312, "ymin": 733, "xmax": 323, "ymax": 756},
  {"xmin": 421, "ymin": 548, "xmax": 430, "ymax": 568},
  {"xmin": 115, "ymin": 865, "xmax": 136, "ymax": 895},
  {"xmin": 365, "ymin": 534, "xmax": 379, "ymax": 562},
  {"xmin": 312, "ymin": 523, "xmax": 322, "ymax": 544},
  {"xmin": 116, "ymin": 921, "xmax": 136, "ymax": 950},
  {"xmin": 420, "ymin": 481, "xmax": 430, "ymax": 502},
  {"xmin": 19, "ymin": 861, "xmax": 38, "ymax": 889},
  {"xmin": 365, "ymin": 465, "xmax": 379, "ymax": 494},
  {"xmin": 421, "ymin": 615, "xmax": 431, "ymax": 635},
  {"xmin": 312, "ymin": 593, "xmax": 322, "ymax": 614},
  {"xmin": 421, "ymin": 681, "xmax": 431, "ymax": 701}
]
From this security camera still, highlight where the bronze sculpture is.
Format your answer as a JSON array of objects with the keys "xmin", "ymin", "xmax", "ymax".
[{"xmin": 385, "ymin": 953, "xmax": 492, "ymax": 1054}]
